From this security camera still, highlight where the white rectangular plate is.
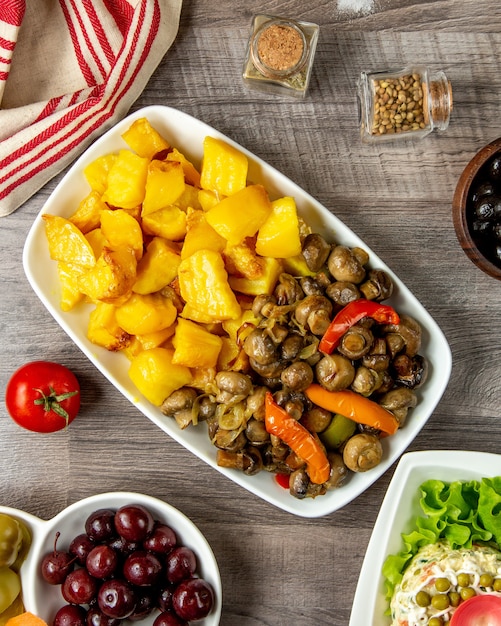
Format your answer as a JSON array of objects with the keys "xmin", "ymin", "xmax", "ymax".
[
  {"xmin": 23, "ymin": 105, "xmax": 452, "ymax": 518},
  {"xmin": 349, "ymin": 450, "xmax": 501, "ymax": 625}
]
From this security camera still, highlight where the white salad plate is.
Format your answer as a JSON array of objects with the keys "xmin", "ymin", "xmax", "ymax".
[
  {"xmin": 349, "ymin": 449, "xmax": 501, "ymax": 625},
  {"xmin": 23, "ymin": 105, "xmax": 452, "ymax": 518},
  {"xmin": 0, "ymin": 491, "xmax": 222, "ymax": 624}
]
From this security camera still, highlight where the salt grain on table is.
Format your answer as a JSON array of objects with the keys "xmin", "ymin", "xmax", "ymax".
[{"xmin": 337, "ymin": 0, "xmax": 374, "ymax": 15}]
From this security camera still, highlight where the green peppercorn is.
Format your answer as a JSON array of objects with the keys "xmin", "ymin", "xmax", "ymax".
[
  {"xmin": 416, "ymin": 590, "xmax": 431, "ymax": 607},
  {"xmin": 435, "ymin": 577, "xmax": 450, "ymax": 592},
  {"xmin": 460, "ymin": 586, "xmax": 476, "ymax": 601},
  {"xmin": 431, "ymin": 593, "xmax": 450, "ymax": 611}
]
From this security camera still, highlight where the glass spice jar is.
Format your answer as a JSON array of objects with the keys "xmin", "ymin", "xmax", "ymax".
[
  {"xmin": 357, "ymin": 65, "xmax": 453, "ymax": 142},
  {"xmin": 242, "ymin": 14, "xmax": 319, "ymax": 99}
]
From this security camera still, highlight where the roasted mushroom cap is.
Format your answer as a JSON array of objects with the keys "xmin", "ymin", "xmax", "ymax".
[
  {"xmin": 300, "ymin": 276, "xmax": 325, "ymax": 296},
  {"xmin": 294, "ymin": 295, "xmax": 333, "ymax": 335},
  {"xmin": 217, "ymin": 446, "xmax": 263, "ymax": 475},
  {"xmin": 360, "ymin": 269, "xmax": 394, "ymax": 301},
  {"xmin": 302, "ymin": 233, "xmax": 332, "ymax": 272},
  {"xmin": 328, "ymin": 245, "xmax": 367, "ymax": 283},
  {"xmin": 337, "ymin": 324, "xmax": 374, "ymax": 360},
  {"xmin": 383, "ymin": 314, "xmax": 422, "ymax": 357},
  {"xmin": 280, "ymin": 361, "xmax": 314, "ymax": 392},
  {"xmin": 280, "ymin": 333, "xmax": 305, "ymax": 361},
  {"xmin": 324, "ymin": 453, "xmax": 348, "ymax": 489},
  {"xmin": 289, "ymin": 468, "xmax": 310, "ymax": 499},
  {"xmin": 300, "ymin": 406, "xmax": 332, "ymax": 433},
  {"xmin": 343, "ymin": 433, "xmax": 383, "ymax": 472},
  {"xmin": 160, "ymin": 387, "xmax": 198, "ymax": 416},
  {"xmin": 379, "ymin": 388, "xmax": 418, "ymax": 427},
  {"xmin": 392, "ymin": 354, "xmax": 428, "ymax": 389},
  {"xmin": 289, "ymin": 468, "xmax": 327, "ymax": 499},
  {"xmin": 245, "ymin": 418, "xmax": 270, "ymax": 446},
  {"xmin": 252, "ymin": 293, "xmax": 276, "ymax": 317},
  {"xmin": 351, "ymin": 366, "xmax": 383, "ymax": 397},
  {"xmin": 274, "ymin": 272, "xmax": 304, "ymax": 305},
  {"xmin": 326, "ymin": 281, "xmax": 361, "ymax": 306},
  {"xmin": 215, "ymin": 371, "xmax": 253, "ymax": 399},
  {"xmin": 315, "ymin": 354, "xmax": 355, "ymax": 391},
  {"xmin": 249, "ymin": 357, "xmax": 286, "ymax": 378},
  {"xmin": 362, "ymin": 337, "xmax": 391, "ymax": 372},
  {"xmin": 243, "ymin": 329, "xmax": 278, "ymax": 364}
]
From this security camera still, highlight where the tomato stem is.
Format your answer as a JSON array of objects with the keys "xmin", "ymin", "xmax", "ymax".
[{"xmin": 33, "ymin": 386, "xmax": 79, "ymax": 425}]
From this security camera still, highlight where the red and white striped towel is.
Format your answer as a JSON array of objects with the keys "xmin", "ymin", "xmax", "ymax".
[{"xmin": 0, "ymin": 0, "xmax": 182, "ymax": 217}]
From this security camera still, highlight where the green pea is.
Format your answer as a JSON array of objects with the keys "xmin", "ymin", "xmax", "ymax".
[
  {"xmin": 428, "ymin": 617, "xmax": 444, "ymax": 626},
  {"xmin": 431, "ymin": 593, "xmax": 450, "ymax": 611},
  {"xmin": 416, "ymin": 590, "xmax": 431, "ymax": 607},
  {"xmin": 435, "ymin": 577, "xmax": 450, "ymax": 592},
  {"xmin": 480, "ymin": 573, "xmax": 494, "ymax": 587},
  {"xmin": 494, "ymin": 578, "xmax": 501, "ymax": 591},
  {"xmin": 460, "ymin": 587, "xmax": 476, "ymax": 601},
  {"xmin": 449, "ymin": 591, "xmax": 461, "ymax": 607},
  {"xmin": 457, "ymin": 573, "xmax": 471, "ymax": 587}
]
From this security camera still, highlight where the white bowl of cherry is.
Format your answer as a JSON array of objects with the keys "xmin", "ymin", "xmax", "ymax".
[{"xmin": 0, "ymin": 492, "xmax": 222, "ymax": 625}]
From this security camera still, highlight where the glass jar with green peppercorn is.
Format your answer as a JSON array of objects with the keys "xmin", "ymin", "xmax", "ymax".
[{"xmin": 357, "ymin": 65, "xmax": 453, "ymax": 142}]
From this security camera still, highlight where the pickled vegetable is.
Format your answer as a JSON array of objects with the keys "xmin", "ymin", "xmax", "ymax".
[
  {"xmin": 0, "ymin": 516, "xmax": 23, "ymax": 568},
  {"xmin": 0, "ymin": 568, "xmax": 21, "ymax": 614}
]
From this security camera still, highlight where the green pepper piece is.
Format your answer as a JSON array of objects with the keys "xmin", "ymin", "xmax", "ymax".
[{"xmin": 319, "ymin": 413, "xmax": 356, "ymax": 450}]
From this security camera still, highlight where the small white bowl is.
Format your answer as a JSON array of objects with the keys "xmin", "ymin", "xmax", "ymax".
[
  {"xmin": 23, "ymin": 105, "xmax": 452, "ymax": 517},
  {"xmin": 349, "ymin": 450, "xmax": 501, "ymax": 626},
  {"xmin": 0, "ymin": 492, "xmax": 222, "ymax": 625}
]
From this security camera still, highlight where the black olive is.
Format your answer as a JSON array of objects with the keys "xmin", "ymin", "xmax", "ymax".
[
  {"xmin": 470, "ymin": 180, "xmax": 496, "ymax": 204},
  {"xmin": 475, "ymin": 198, "xmax": 496, "ymax": 220},
  {"xmin": 471, "ymin": 219, "xmax": 492, "ymax": 234},
  {"xmin": 493, "ymin": 197, "xmax": 501, "ymax": 219},
  {"xmin": 489, "ymin": 155, "xmax": 501, "ymax": 181}
]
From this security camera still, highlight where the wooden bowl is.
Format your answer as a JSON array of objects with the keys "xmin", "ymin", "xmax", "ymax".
[{"xmin": 452, "ymin": 136, "xmax": 501, "ymax": 280}]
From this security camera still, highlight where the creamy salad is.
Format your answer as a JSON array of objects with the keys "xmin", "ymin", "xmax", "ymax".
[{"xmin": 391, "ymin": 541, "xmax": 501, "ymax": 626}]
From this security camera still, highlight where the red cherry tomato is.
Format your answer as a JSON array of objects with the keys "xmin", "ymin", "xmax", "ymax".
[
  {"xmin": 5, "ymin": 361, "xmax": 80, "ymax": 433},
  {"xmin": 450, "ymin": 594, "xmax": 501, "ymax": 626}
]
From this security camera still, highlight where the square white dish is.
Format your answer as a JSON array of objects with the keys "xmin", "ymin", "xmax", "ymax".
[
  {"xmin": 349, "ymin": 449, "xmax": 501, "ymax": 625},
  {"xmin": 23, "ymin": 105, "xmax": 452, "ymax": 518}
]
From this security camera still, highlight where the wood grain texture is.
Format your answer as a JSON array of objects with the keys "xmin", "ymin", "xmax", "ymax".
[{"xmin": 2, "ymin": 1, "xmax": 501, "ymax": 624}]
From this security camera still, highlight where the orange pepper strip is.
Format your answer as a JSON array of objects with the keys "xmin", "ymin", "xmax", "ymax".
[
  {"xmin": 264, "ymin": 392, "xmax": 330, "ymax": 485},
  {"xmin": 305, "ymin": 384, "xmax": 399, "ymax": 436}
]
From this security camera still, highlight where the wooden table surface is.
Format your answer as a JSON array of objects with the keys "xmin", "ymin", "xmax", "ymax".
[{"xmin": 2, "ymin": 1, "xmax": 501, "ymax": 624}]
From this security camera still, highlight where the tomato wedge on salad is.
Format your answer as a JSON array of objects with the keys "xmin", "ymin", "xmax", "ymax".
[
  {"xmin": 5, "ymin": 361, "xmax": 80, "ymax": 433},
  {"xmin": 450, "ymin": 595, "xmax": 501, "ymax": 626}
]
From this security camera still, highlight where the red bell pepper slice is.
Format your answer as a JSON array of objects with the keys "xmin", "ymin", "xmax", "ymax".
[{"xmin": 318, "ymin": 299, "xmax": 400, "ymax": 354}]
